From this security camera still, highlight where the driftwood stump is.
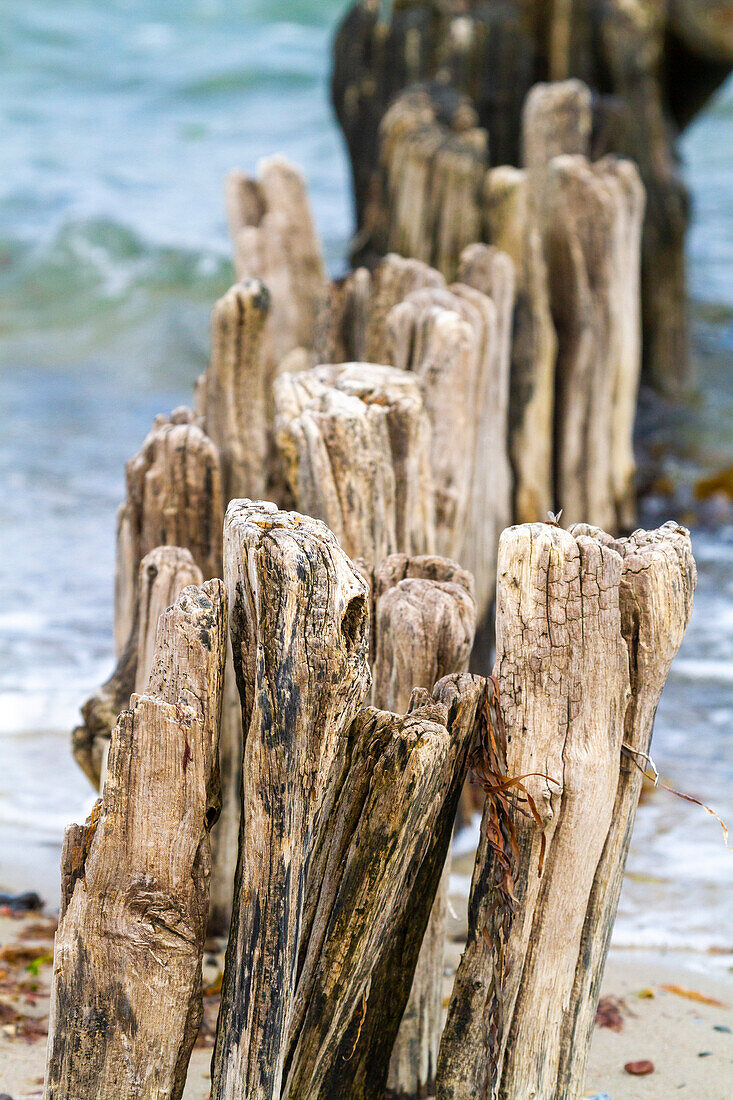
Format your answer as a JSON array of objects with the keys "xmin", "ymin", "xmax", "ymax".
[
  {"xmin": 211, "ymin": 503, "xmax": 487, "ymax": 1100},
  {"xmin": 46, "ymin": 580, "xmax": 227, "ymax": 1100},
  {"xmin": 212, "ymin": 501, "xmax": 372, "ymax": 1100},
  {"xmin": 274, "ymin": 362, "xmax": 436, "ymax": 567},
  {"xmin": 387, "ymin": 249, "xmax": 515, "ymax": 618},
  {"xmin": 225, "ymin": 156, "xmax": 327, "ymax": 379},
  {"xmin": 282, "ymin": 675, "xmax": 486, "ymax": 1100},
  {"xmin": 484, "ymin": 165, "xmax": 556, "ymax": 524},
  {"xmin": 205, "ymin": 277, "xmax": 271, "ymax": 502},
  {"xmin": 360, "ymin": 84, "xmax": 487, "ymax": 279},
  {"xmin": 437, "ymin": 520, "xmax": 695, "ymax": 1100},
  {"xmin": 543, "ymin": 152, "xmax": 645, "ymax": 529},
  {"xmin": 72, "ymin": 546, "xmax": 203, "ymax": 789},
  {"xmin": 456, "ymin": 244, "xmax": 515, "ymax": 609},
  {"xmin": 371, "ymin": 554, "xmax": 476, "ymax": 715},
  {"xmin": 369, "ymin": 555, "xmax": 476, "ymax": 1100},
  {"xmin": 332, "ymin": 0, "xmax": 733, "ymax": 388},
  {"xmin": 114, "ymin": 408, "xmax": 223, "ymax": 654}
]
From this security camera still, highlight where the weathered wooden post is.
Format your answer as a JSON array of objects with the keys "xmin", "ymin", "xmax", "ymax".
[
  {"xmin": 457, "ymin": 243, "xmax": 516, "ymax": 606},
  {"xmin": 332, "ymin": 0, "xmax": 733, "ymax": 389},
  {"xmin": 72, "ymin": 545, "xmax": 203, "ymax": 788},
  {"xmin": 114, "ymin": 408, "xmax": 223, "ymax": 654},
  {"xmin": 212, "ymin": 501, "xmax": 372, "ymax": 1100},
  {"xmin": 364, "ymin": 253, "xmax": 445, "ymax": 365},
  {"xmin": 361, "ymin": 84, "xmax": 488, "ymax": 278},
  {"xmin": 437, "ymin": 520, "xmax": 695, "ymax": 1100},
  {"xmin": 371, "ymin": 554, "xmax": 476, "ymax": 714},
  {"xmin": 46, "ymin": 580, "xmax": 227, "ymax": 1100},
  {"xmin": 388, "ymin": 255, "xmax": 514, "ymax": 620},
  {"xmin": 225, "ymin": 156, "xmax": 327, "ymax": 377},
  {"xmin": 369, "ymin": 554, "xmax": 476, "ymax": 1100},
  {"xmin": 211, "ymin": 502, "xmax": 487, "ymax": 1100},
  {"xmin": 274, "ymin": 362, "xmax": 436, "ymax": 567},
  {"xmin": 542, "ymin": 152, "xmax": 645, "ymax": 529},
  {"xmin": 204, "ymin": 277, "xmax": 271, "ymax": 502}
]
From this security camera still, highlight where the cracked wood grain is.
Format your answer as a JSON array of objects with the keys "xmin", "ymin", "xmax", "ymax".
[
  {"xmin": 368, "ymin": 556, "xmax": 476, "ymax": 1100},
  {"xmin": 282, "ymin": 675, "xmax": 486, "ymax": 1100},
  {"xmin": 72, "ymin": 546, "xmax": 203, "ymax": 789},
  {"xmin": 556, "ymin": 520, "xmax": 696, "ymax": 1096},
  {"xmin": 274, "ymin": 362, "xmax": 435, "ymax": 567},
  {"xmin": 437, "ymin": 520, "xmax": 695, "ymax": 1100},
  {"xmin": 543, "ymin": 152, "xmax": 645, "ymax": 529},
  {"xmin": 46, "ymin": 580, "xmax": 227, "ymax": 1100},
  {"xmin": 211, "ymin": 501, "xmax": 372, "ymax": 1100},
  {"xmin": 114, "ymin": 408, "xmax": 223, "ymax": 655}
]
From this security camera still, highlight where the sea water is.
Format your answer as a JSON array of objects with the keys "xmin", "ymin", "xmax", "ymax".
[{"xmin": 0, "ymin": 0, "xmax": 731, "ymax": 957}]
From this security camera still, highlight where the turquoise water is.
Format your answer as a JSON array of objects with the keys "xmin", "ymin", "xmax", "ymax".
[{"xmin": 0, "ymin": 1, "xmax": 732, "ymax": 955}]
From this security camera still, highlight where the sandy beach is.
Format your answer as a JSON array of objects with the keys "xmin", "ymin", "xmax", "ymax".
[{"xmin": 2, "ymin": 901, "xmax": 731, "ymax": 1100}]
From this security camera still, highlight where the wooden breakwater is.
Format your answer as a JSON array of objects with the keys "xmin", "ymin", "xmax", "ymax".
[
  {"xmin": 332, "ymin": 0, "xmax": 733, "ymax": 395},
  {"xmin": 50, "ymin": 13, "xmax": 708, "ymax": 1099}
]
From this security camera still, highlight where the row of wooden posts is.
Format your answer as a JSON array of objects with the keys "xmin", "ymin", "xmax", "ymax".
[
  {"xmin": 332, "ymin": 0, "xmax": 733, "ymax": 394},
  {"xmin": 51, "ymin": 502, "xmax": 695, "ymax": 1100},
  {"xmin": 49, "ymin": 77, "xmax": 700, "ymax": 1100}
]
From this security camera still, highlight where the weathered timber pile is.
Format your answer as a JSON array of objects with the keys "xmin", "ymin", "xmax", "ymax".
[
  {"xmin": 437, "ymin": 520, "xmax": 695, "ymax": 1100},
  {"xmin": 350, "ymin": 77, "xmax": 646, "ymax": 529},
  {"xmin": 56, "ymin": 23, "xmax": 705, "ymax": 1091},
  {"xmin": 333, "ymin": 0, "xmax": 733, "ymax": 391},
  {"xmin": 72, "ymin": 545, "xmax": 204, "ymax": 787},
  {"xmin": 209, "ymin": 502, "xmax": 487, "ymax": 1100},
  {"xmin": 53, "ymin": 504, "xmax": 695, "ymax": 1100},
  {"xmin": 225, "ymin": 156, "xmax": 327, "ymax": 381},
  {"xmin": 48, "ymin": 580, "xmax": 227, "ymax": 1100}
]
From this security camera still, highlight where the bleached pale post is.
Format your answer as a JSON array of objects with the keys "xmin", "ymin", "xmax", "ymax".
[
  {"xmin": 114, "ymin": 408, "xmax": 223, "ymax": 654},
  {"xmin": 274, "ymin": 362, "xmax": 436, "ymax": 567},
  {"xmin": 46, "ymin": 580, "xmax": 227, "ymax": 1100},
  {"xmin": 437, "ymin": 521, "xmax": 695, "ymax": 1100},
  {"xmin": 484, "ymin": 166, "xmax": 557, "ymax": 523},
  {"xmin": 371, "ymin": 554, "xmax": 476, "ymax": 714},
  {"xmin": 457, "ymin": 244, "xmax": 516, "ymax": 613},
  {"xmin": 72, "ymin": 546, "xmax": 203, "ymax": 788},
  {"xmin": 601, "ymin": 156, "xmax": 646, "ymax": 530},
  {"xmin": 205, "ymin": 278, "xmax": 271, "ymax": 502},
  {"xmin": 212, "ymin": 502, "xmax": 372, "ymax": 1100},
  {"xmin": 543, "ymin": 154, "xmax": 644, "ymax": 528},
  {"xmin": 556, "ymin": 521, "xmax": 696, "ymax": 1094}
]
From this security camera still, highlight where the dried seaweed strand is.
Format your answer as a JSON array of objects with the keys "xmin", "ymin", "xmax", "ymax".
[{"xmin": 622, "ymin": 744, "xmax": 731, "ymax": 850}]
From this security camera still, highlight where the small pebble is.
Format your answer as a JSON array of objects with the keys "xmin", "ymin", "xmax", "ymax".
[{"xmin": 624, "ymin": 1060, "xmax": 655, "ymax": 1076}]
